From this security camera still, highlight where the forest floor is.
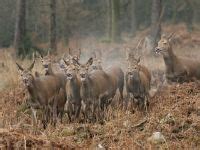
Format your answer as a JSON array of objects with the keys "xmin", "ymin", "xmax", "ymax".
[
  {"xmin": 0, "ymin": 82, "xmax": 199, "ymax": 149},
  {"xmin": 0, "ymin": 24, "xmax": 200, "ymax": 149}
]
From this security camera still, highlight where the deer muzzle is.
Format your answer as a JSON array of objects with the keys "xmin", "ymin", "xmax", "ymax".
[
  {"xmin": 155, "ymin": 47, "xmax": 161, "ymax": 54},
  {"xmin": 66, "ymin": 73, "xmax": 73, "ymax": 80},
  {"xmin": 80, "ymin": 73, "xmax": 86, "ymax": 81}
]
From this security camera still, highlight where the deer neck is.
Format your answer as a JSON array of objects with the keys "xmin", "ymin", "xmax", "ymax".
[
  {"xmin": 68, "ymin": 75, "xmax": 80, "ymax": 98},
  {"xmin": 69, "ymin": 75, "xmax": 79, "ymax": 89},
  {"xmin": 27, "ymin": 79, "xmax": 38, "ymax": 101},
  {"xmin": 81, "ymin": 77, "xmax": 93, "ymax": 97},
  {"xmin": 45, "ymin": 64, "xmax": 54, "ymax": 75},
  {"xmin": 163, "ymin": 46, "xmax": 177, "ymax": 73}
]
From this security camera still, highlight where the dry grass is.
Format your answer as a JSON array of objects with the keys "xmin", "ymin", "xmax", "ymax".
[
  {"xmin": 0, "ymin": 82, "xmax": 199, "ymax": 149},
  {"xmin": 0, "ymin": 24, "xmax": 200, "ymax": 149}
]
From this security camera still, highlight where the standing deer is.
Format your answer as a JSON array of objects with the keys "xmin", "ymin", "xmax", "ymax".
[
  {"xmin": 155, "ymin": 33, "xmax": 200, "ymax": 83},
  {"xmin": 39, "ymin": 53, "xmax": 67, "ymax": 124},
  {"xmin": 74, "ymin": 58, "xmax": 112, "ymax": 122},
  {"xmin": 61, "ymin": 61, "xmax": 82, "ymax": 122},
  {"xmin": 125, "ymin": 52, "xmax": 151, "ymax": 112},
  {"xmin": 74, "ymin": 57, "xmax": 124, "ymax": 122},
  {"xmin": 16, "ymin": 60, "xmax": 63, "ymax": 128}
]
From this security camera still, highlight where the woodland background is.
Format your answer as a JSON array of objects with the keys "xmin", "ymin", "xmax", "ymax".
[{"xmin": 0, "ymin": 0, "xmax": 199, "ymax": 58}]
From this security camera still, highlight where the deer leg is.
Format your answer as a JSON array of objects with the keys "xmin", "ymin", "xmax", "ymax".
[
  {"xmin": 65, "ymin": 100, "xmax": 72, "ymax": 122},
  {"xmin": 93, "ymin": 99, "xmax": 100, "ymax": 123},
  {"xmin": 119, "ymin": 87, "xmax": 124, "ymax": 108},
  {"xmin": 52, "ymin": 97, "xmax": 58, "ymax": 127},
  {"xmin": 81, "ymin": 100, "xmax": 87, "ymax": 122},
  {"xmin": 30, "ymin": 107, "xmax": 37, "ymax": 126},
  {"xmin": 144, "ymin": 95, "xmax": 149, "ymax": 115},
  {"xmin": 58, "ymin": 107, "xmax": 64, "ymax": 124},
  {"xmin": 130, "ymin": 96, "xmax": 136, "ymax": 114},
  {"xmin": 75, "ymin": 102, "xmax": 81, "ymax": 120},
  {"xmin": 124, "ymin": 92, "xmax": 130, "ymax": 111},
  {"xmin": 42, "ymin": 106, "xmax": 48, "ymax": 129}
]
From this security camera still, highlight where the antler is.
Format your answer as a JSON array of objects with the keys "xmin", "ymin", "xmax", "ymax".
[{"xmin": 63, "ymin": 58, "xmax": 70, "ymax": 66}]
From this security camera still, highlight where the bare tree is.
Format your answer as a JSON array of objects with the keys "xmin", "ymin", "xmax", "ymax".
[
  {"xmin": 130, "ymin": 0, "xmax": 137, "ymax": 37},
  {"xmin": 106, "ymin": 0, "xmax": 112, "ymax": 40},
  {"xmin": 111, "ymin": 0, "xmax": 120, "ymax": 42},
  {"xmin": 147, "ymin": 0, "xmax": 162, "ymax": 53},
  {"xmin": 14, "ymin": 0, "xmax": 26, "ymax": 57},
  {"xmin": 50, "ymin": 0, "xmax": 57, "ymax": 53}
]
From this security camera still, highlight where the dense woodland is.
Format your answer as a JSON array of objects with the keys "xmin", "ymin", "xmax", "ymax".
[{"xmin": 0, "ymin": 0, "xmax": 199, "ymax": 58}]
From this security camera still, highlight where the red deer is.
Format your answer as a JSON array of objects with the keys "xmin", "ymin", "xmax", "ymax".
[
  {"xmin": 39, "ymin": 53, "xmax": 67, "ymax": 123},
  {"xmin": 61, "ymin": 61, "xmax": 82, "ymax": 122},
  {"xmin": 155, "ymin": 33, "xmax": 200, "ymax": 83},
  {"xmin": 90, "ymin": 52, "xmax": 103, "ymax": 71},
  {"xmin": 90, "ymin": 51, "xmax": 124, "ymax": 107},
  {"xmin": 74, "ymin": 58, "xmax": 124, "ymax": 122},
  {"xmin": 125, "ymin": 54, "xmax": 151, "ymax": 112},
  {"xmin": 126, "ymin": 48, "xmax": 151, "ymax": 82},
  {"xmin": 16, "ymin": 60, "xmax": 63, "ymax": 128}
]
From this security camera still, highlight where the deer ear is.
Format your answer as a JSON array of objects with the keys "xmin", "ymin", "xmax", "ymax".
[
  {"xmin": 16, "ymin": 62, "xmax": 24, "ymax": 72},
  {"xmin": 62, "ymin": 52, "xmax": 67, "ymax": 59},
  {"xmin": 86, "ymin": 57, "xmax": 93, "ymax": 66},
  {"xmin": 137, "ymin": 56, "xmax": 141, "ymax": 64},
  {"xmin": 72, "ymin": 57, "xmax": 80, "ymax": 66},
  {"xmin": 39, "ymin": 53, "xmax": 43, "ymax": 60},
  {"xmin": 167, "ymin": 32, "xmax": 175, "ymax": 40},
  {"xmin": 35, "ymin": 71, "xmax": 40, "ymax": 77},
  {"xmin": 63, "ymin": 59, "xmax": 70, "ymax": 66},
  {"xmin": 47, "ymin": 50, "xmax": 50, "ymax": 56}
]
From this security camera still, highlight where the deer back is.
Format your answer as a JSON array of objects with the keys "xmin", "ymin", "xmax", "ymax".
[{"xmin": 105, "ymin": 66, "xmax": 124, "ymax": 94}]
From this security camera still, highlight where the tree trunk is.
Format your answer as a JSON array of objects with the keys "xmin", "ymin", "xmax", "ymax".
[
  {"xmin": 111, "ymin": 0, "xmax": 120, "ymax": 42},
  {"xmin": 106, "ymin": 0, "xmax": 112, "ymax": 40},
  {"xmin": 130, "ymin": 0, "xmax": 137, "ymax": 37},
  {"xmin": 50, "ymin": 0, "xmax": 57, "ymax": 53},
  {"xmin": 14, "ymin": 0, "xmax": 26, "ymax": 58},
  {"xmin": 148, "ymin": 0, "xmax": 162, "ymax": 52}
]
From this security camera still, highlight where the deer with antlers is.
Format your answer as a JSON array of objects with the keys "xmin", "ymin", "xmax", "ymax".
[{"xmin": 155, "ymin": 33, "xmax": 200, "ymax": 83}]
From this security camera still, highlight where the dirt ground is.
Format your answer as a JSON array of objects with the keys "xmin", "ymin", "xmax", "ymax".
[{"xmin": 0, "ymin": 24, "xmax": 200, "ymax": 149}]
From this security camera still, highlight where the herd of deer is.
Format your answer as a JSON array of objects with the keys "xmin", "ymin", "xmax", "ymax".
[{"xmin": 15, "ymin": 34, "xmax": 200, "ymax": 129}]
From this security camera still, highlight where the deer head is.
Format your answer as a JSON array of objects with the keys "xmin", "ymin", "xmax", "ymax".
[
  {"xmin": 68, "ymin": 48, "xmax": 81, "ymax": 63},
  {"xmin": 16, "ymin": 60, "xmax": 35, "ymax": 87},
  {"xmin": 155, "ymin": 33, "xmax": 175, "ymax": 57},
  {"xmin": 90, "ymin": 52, "xmax": 102, "ymax": 71},
  {"xmin": 61, "ymin": 59, "xmax": 78, "ymax": 81},
  {"xmin": 74, "ymin": 57, "xmax": 93, "ymax": 82},
  {"xmin": 127, "ymin": 56, "xmax": 141, "ymax": 80},
  {"xmin": 40, "ymin": 51, "xmax": 51, "ymax": 74}
]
